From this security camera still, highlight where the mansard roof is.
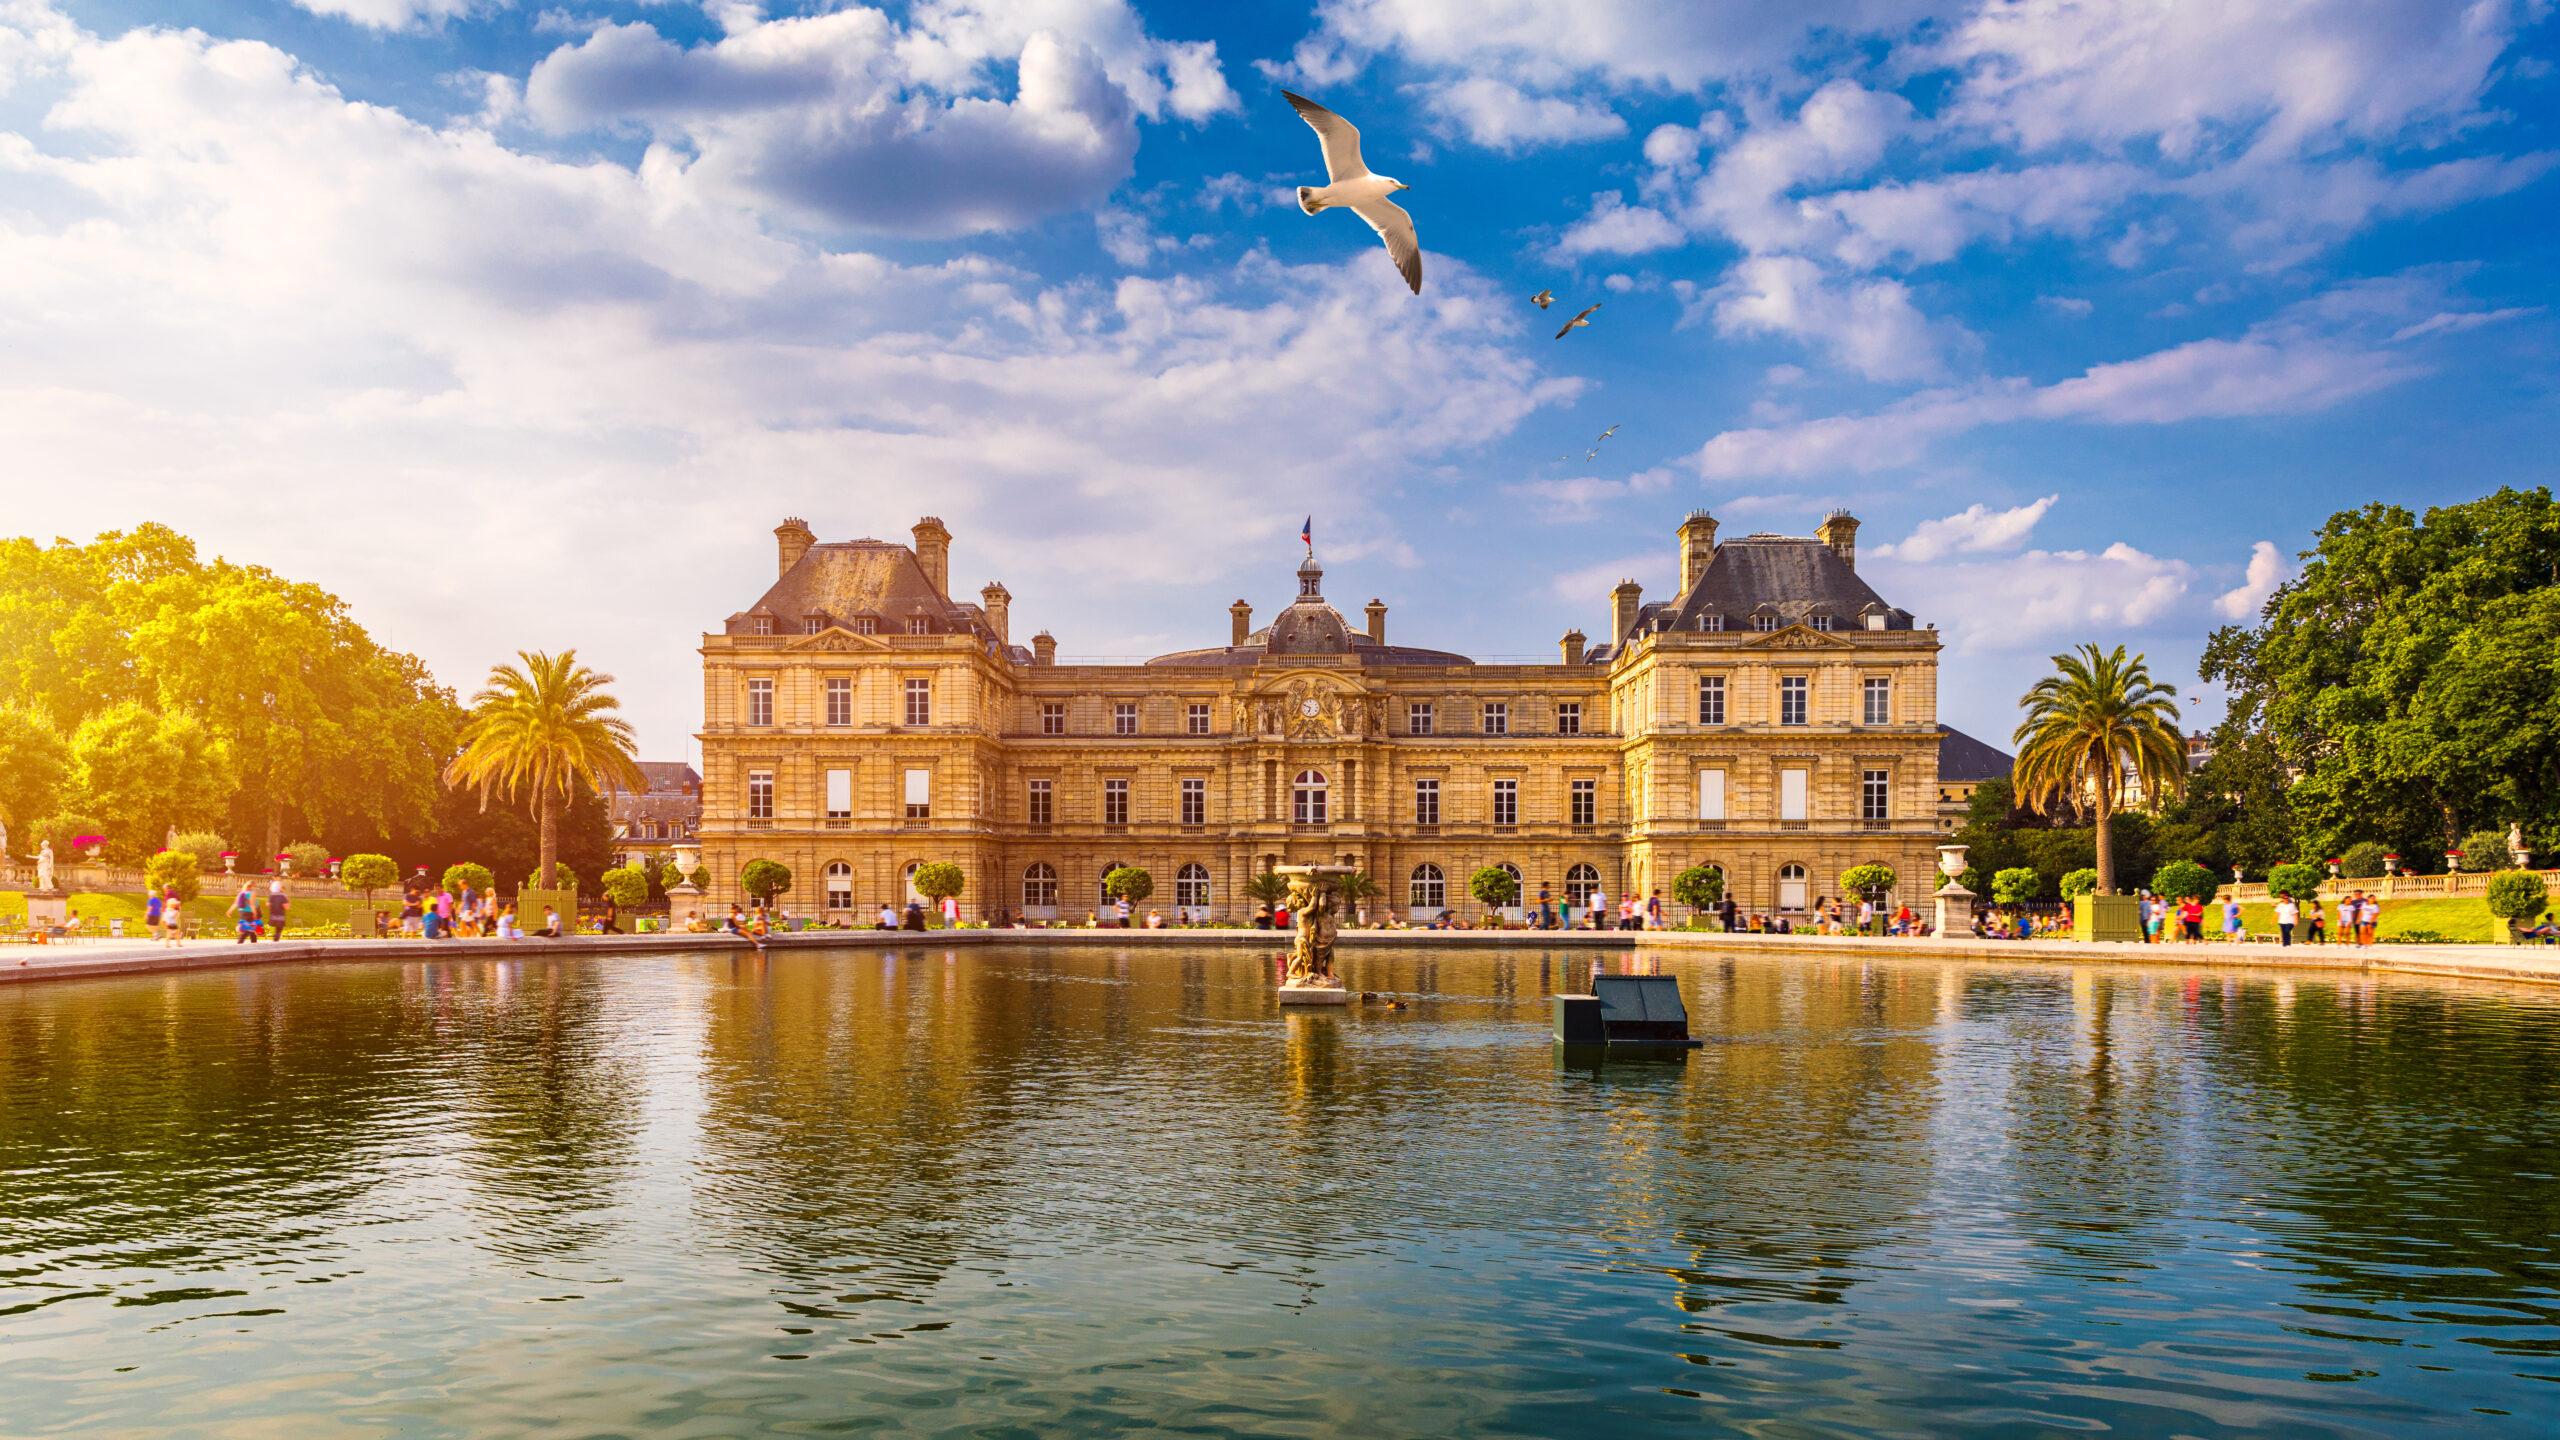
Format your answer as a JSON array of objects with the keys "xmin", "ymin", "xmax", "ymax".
[
  {"xmin": 722, "ymin": 540, "xmax": 991, "ymax": 641},
  {"xmin": 1586, "ymin": 532, "xmax": 1917, "ymax": 661},
  {"xmin": 1936, "ymin": 725, "xmax": 2015, "ymax": 783}
]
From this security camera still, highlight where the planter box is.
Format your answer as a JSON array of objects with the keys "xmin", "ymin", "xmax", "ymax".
[
  {"xmin": 2072, "ymin": 894, "xmax": 2144, "ymax": 942},
  {"xmin": 518, "ymin": 888, "xmax": 578, "ymax": 934},
  {"xmin": 346, "ymin": 908, "xmax": 380, "ymax": 938}
]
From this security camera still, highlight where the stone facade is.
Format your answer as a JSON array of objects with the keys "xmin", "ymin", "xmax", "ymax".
[{"xmin": 697, "ymin": 511, "xmax": 1952, "ymax": 923}]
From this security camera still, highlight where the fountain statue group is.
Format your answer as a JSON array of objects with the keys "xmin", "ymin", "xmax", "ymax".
[{"xmin": 1278, "ymin": 865, "xmax": 1353, "ymax": 1005}]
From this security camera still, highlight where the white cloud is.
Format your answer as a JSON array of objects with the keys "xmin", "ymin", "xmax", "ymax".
[
  {"xmin": 285, "ymin": 0, "xmax": 478, "ymax": 31},
  {"xmin": 1503, "ymin": 466, "xmax": 1675, "ymax": 521},
  {"xmin": 1548, "ymin": 550, "xmax": 1675, "ymax": 604},
  {"xmin": 1419, "ymin": 77, "xmax": 1626, "ymax": 150},
  {"xmin": 1874, "ymin": 542, "xmax": 2196, "ymax": 654},
  {"xmin": 1706, "ymin": 255, "xmax": 1952, "ymax": 382},
  {"xmin": 522, "ymin": 2, "xmax": 1235, "ymax": 235},
  {"xmin": 2390, "ymin": 305, "xmax": 2541, "ymax": 342},
  {"xmin": 0, "ymin": 3, "xmax": 1569, "ymax": 756},
  {"xmin": 1871, "ymin": 494, "xmax": 2057, "ymax": 563},
  {"xmin": 2214, "ymin": 539, "xmax": 2289, "ymax": 619},
  {"xmin": 1552, "ymin": 191, "xmax": 1685, "ymax": 258}
]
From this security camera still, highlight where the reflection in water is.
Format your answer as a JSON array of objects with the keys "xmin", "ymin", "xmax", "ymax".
[{"xmin": 3, "ymin": 946, "xmax": 2559, "ymax": 1437}]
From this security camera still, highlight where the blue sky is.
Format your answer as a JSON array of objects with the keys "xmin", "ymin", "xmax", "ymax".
[{"xmin": 3, "ymin": 0, "xmax": 2555, "ymax": 760}]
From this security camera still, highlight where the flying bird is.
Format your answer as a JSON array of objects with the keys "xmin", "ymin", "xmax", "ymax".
[
  {"xmin": 1586, "ymin": 448, "xmax": 1600, "ymax": 462},
  {"xmin": 1555, "ymin": 302, "xmax": 1602, "ymax": 338},
  {"xmin": 1282, "ymin": 90, "xmax": 1421, "ymax": 295},
  {"xmin": 1530, "ymin": 289, "xmax": 1555, "ymax": 309},
  {"xmin": 1598, "ymin": 425, "xmax": 1619, "ymax": 441}
]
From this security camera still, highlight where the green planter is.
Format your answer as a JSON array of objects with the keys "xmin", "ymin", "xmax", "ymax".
[
  {"xmin": 518, "ymin": 887, "xmax": 577, "ymax": 934},
  {"xmin": 2073, "ymin": 894, "xmax": 2144, "ymax": 942}
]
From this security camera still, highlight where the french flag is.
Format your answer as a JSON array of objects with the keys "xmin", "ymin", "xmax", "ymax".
[{"xmin": 1301, "ymin": 515, "xmax": 1313, "ymax": 550}]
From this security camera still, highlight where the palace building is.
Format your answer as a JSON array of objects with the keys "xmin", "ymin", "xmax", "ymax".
[{"xmin": 696, "ymin": 510, "xmax": 1957, "ymax": 923}]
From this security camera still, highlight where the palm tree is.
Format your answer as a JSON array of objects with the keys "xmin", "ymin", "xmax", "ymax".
[
  {"xmin": 1336, "ymin": 870, "xmax": 1383, "ymax": 925},
  {"xmin": 2011, "ymin": 643, "xmax": 2186, "ymax": 895},
  {"xmin": 444, "ymin": 650, "xmax": 645, "ymax": 890}
]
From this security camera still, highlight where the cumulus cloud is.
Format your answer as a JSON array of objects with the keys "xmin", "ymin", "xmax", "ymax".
[
  {"xmin": 286, "ymin": 0, "xmax": 477, "ymax": 30},
  {"xmin": 1874, "ymin": 542, "xmax": 2197, "ymax": 654},
  {"xmin": 1871, "ymin": 494, "xmax": 2057, "ymax": 563},
  {"xmin": 1704, "ymin": 255, "xmax": 1952, "ymax": 382},
  {"xmin": 2214, "ymin": 539, "xmax": 2289, "ymax": 619},
  {"xmin": 523, "ymin": 2, "xmax": 1235, "ymax": 235},
  {"xmin": 0, "ymin": 3, "xmax": 1568, "ymax": 755},
  {"xmin": 1552, "ymin": 191, "xmax": 1685, "ymax": 258},
  {"xmin": 1420, "ymin": 77, "xmax": 1625, "ymax": 149}
]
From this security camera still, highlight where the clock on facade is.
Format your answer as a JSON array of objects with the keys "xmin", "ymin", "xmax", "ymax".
[{"xmin": 1300, "ymin": 699, "xmax": 1321, "ymax": 717}]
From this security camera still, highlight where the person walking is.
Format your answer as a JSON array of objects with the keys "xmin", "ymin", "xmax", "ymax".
[
  {"xmin": 1856, "ymin": 897, "xmax": 1874, "ymax": 936},
  {"xmin": 2222, "ymin": 892, "xmax": 2244, "ymax": 943},
  {"xmin": 2305, "ymin": 896, "xmax": 2326, "ymax": 944},
  {"xmin": 2178, "ymin": 895, "xmax": 2204, "ymax": 943},
  {"xmin": 2274, "ymin": 892, "xmax": 2297, "ymax": 946},
  {"xmin": 267, "ymin": 878, "xmax": 290, "ymax": 942},
  {"xmin": 233, "ymin": 882, "xmax": 260, "ymax": 943},
  {"xmin": 145, "ymin": 886, "xmax": 164, "ymax": 943},
  {"xmin": 1646, "ymin": 889, "xmax": 1663, "ymax": 929}
]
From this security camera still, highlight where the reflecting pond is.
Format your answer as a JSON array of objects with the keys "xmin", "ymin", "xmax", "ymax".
[{"xmin": 3, "ymin": 945, "xmax": 2558, "ymax": 1437}]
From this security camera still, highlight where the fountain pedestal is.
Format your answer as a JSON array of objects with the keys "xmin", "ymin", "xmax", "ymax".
[{"xmin": 1276, "ymin": 865, "xmax": 1355, "ymax": 1005}]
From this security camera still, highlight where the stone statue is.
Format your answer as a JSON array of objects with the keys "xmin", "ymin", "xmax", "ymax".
[
  {"xmin": 35, "ymin": 840, "xmax": 54, "ymax": 893},
  {"xmin": 2510, "ymin": 821, "xmax": 2531, "ymax": 867},
  {"xmin": 1284, "ymin": 875, "xmax": 1338, "ymax": 985}
]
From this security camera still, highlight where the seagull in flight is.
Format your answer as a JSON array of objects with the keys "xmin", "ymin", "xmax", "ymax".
[
  {"xmin": 1283, "ymin": 90, "xmax": 1421, "ymax": 295},
  {"xmin": 1555, "ymin": 302, "xmax": 1601, "ymax": 338},
  {"xmin": 1530, "ymin": 289, "xmax": 1555, "ymax": 309},
  {"xmin": 1598, "ymin": 425, "xmax": 1619, "ymax": 441}
]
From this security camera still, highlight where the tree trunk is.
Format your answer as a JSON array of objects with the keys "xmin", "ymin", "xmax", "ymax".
[
  {"xmin": 2093, "ymin": 749, "xmax": 2117, "ymax": 895},
  {"xmin": 262, "ymin": 802, "xmax": 281, "ymax": 874},
  {"xmin": 538, "ymin": 791, "xmax": 557, "ymax": 892}
]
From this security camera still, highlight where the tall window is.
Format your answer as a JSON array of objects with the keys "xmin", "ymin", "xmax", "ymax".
[
  {"xmin": 1780, "ymin": 768, "xmax": 1808, "ymax": 822},
  {"xmin": 1023, "ymin": 863, "xmax": 1058, "ymax": 908},
  {"xmin": 1699, "ymin": 675, "xmax": 1725, "ymax": 725},
  {"xmin": 1491, "ymin": 778, "xmax": 1518, "ymax": 827},
  {"xmin": 1293, "ymin": 769, "xmax": 1328, "ymax": 825},
  {"xmin": 1175, "ymin": 863, "xmax": 1210, "ymax": 909},
  {"xmin": 1410, "ymin": 863, "xmax": 1446, "ymax": 909},
  {"xmin": 903, "ymin": 768, "xmax": 930, "ymax": 820},
  {"xmin": 1565, "ymin": 863, "xmax": 1600, "ymax": 904},
  {"xmin": 1570, "ymin": 779, "xmax": 1596, "ymax": 826},
  {"xmin": 1409, "ymin": 702, "xmax": 1434, "ymax": 735},
  {"xmin": 1779, "ymin": 676, "xmax": 1808, "ymax": 726},
  {"xmin": 1027, "ymin": 779, "xmax": 1053, "ymax": 825},
  {"xmin": 1862, "ymin": 769, "xmax": 1890, "ymax": 821},
  {"xmin": 1188, "ymin": 703, "xmax": 1210, "ymax": 735},
  {"xmin": 826, "ymin": 677, "xmax": 852, "ymax": 727},
  {"xmin": 1114, "ymin": 703, "xmax": 1137, "ymax": 735},
  {"xmin": 905, "ymin": 678, "xmax": 931, "ymax": 726},
  {"xmin": 824, "ymin": 862, "xmax": 853, "ymax": 909},
  {"xmin": 1482, "ymin": 702, "xmax": 1508, "ymax": 736},
  {"xmin": 1041, "ymin": 702, "xmax": 1065, "ymax": 735},
  {"xmin": 1778, "ymin": 864, "xmax": 1809, "ymax": 910},
  {"xmin": 824, "ymin": 768, "xmax": 852, "ymax": 820},
  {"xmin": 1104, "ymin": 779, "xmax": 1129, "ymax": 826},
  {"xmin": 1556, "ymin": 702, "xmax": 1581, "ymax": 735},
  {"xmin": 1181, "ymin": 778, "xmax": 1206, "ymax": 825},
  {"xmin": 747, "ymin": 679, "xmax": 773, "ymax": 727},
  {"xmin": 907, "ymin": 617, "xmax": 929, "ymax": 635},
  {"xmin": 1698, "ymin": 770, "xmax": 1726, "ymax": 820},
  {"xmin": 1414, "ymin": 778, "xmax": 1440, "ymax": 825},
  {"xmin": 1863, "ymin": 677, "xmax": 1891, "ymax": 725},
  {"xmin": 747, "ymin": 770, "xmax": 773, "ymax": 819}
]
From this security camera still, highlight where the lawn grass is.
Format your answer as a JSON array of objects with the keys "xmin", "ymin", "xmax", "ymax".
[
  {"xmin": 2, "ymin": 890, "xmax": 356, "ymax": 937},
  {"xmin": 2235, "ymin": 897, "xmax": 2501, "ymax": 944}
]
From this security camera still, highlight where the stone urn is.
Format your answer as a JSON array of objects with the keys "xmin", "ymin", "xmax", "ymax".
[{"xmin": 1932, "ymin": 844, "xmax": 1975, "ymax": 941}]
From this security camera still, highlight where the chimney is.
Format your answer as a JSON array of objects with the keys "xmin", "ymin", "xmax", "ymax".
[
  {"xmin": 1365, "ymin": 599, "xmax": 1387, "ymax": 644},
  {"xmin": 775, "ymin": 517, "xmax": 815, "ymax": 578},
  {"xmin": 979, "ymin": 582, "xmax": 1011, "ymax": 645},
  {"xmin": 911, "ymin": 516, "xmax": 952, "ymax": 596},
  {"xmin": 1816, "ymin": 509, "xmax": 1859, "ymax": 571},
  {"xmin": 1610, "ymin": 578, "xmax": 1643, "ymax": 644},
  {"xmin": 1678, "ymin": 509, "xmax": 1718, "ymax": 593},
  {"xmin": 1031, "ymin": 630, "xmax": 1057, "ymax": 666},
  {"xmin": 1230, "ymin": 599, "xmax": 1253, "ymax": 646},
  {"xmin": 1560, "ymin": 628, "xmax": 1586, "ymax": 665}
]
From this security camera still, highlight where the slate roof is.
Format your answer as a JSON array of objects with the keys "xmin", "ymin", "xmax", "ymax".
[
  {"xmin": 626, "ymin": 762, "xmax": 699, "ymax": 796},
  {"xmin": 725, "ymin": 540, "xmax": 995, "ymax": 642},
  {"xmin": 1591, "ymin": 533, "xmax": 1916, "ymax": 660},
  {"xmin": 1936, "ymin": 725, "xmax": 2014, "ymax": 782},
  {"xmin": 1148, "ymin": 556, "xmax": 1472, "ymax": 667}
]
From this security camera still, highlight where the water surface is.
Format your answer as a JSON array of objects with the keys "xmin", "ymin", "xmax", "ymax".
[{"xmin": 4, "ymin": 945, "xmax": 2558, "ymax": 1437}]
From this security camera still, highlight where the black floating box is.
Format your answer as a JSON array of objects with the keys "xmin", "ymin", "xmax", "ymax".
[
  {"xmin": 1553, "ymin": 994, "xmax": 1606, "ymax": 1044},
  {"xmin": 1592, "ymin": 975, "xmax": 1700, "ymax": 1046}
]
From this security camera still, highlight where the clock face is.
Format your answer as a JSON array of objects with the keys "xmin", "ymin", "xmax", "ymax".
[{"xmin": 1300, "ymin": 699, "xmax": 1321, "ymax": 717}]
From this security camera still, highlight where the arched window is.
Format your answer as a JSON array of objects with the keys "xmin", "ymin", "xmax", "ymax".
[
  {"xmin": 1098, "ymin": 861, "xmax": 1127, "ymax": 906},
  {"xmin": 1777, "ymin": 863, "xmax": 1809, "ymax": 911},
  {"xmin": 1293, "ymin": 769, "xmax": 1328, "ymax": 824},
  {"xmin": 1565, "ymin": 863, "xmax": 1601, "ymax": 904},
  {"xmin": 824, "ymin": 861, "xmax": 854, "ymax": 910},
  {"xmin": 1495, "ymin": 861, "xmax": 1523, "ymax": 907},
  {"xmin": 1175, "ymin": 863, "xmax": 1210, "ymax": 908},
  {"xmin": 1023, "ymin": 863, "xmax": 1057, "ymax": 908},
  {"xmin": 1411, "ymin": 863, "xmax": 1446, "ymax": 909},
  {"xmin": 903, "ymin": 861, "xmax": 923, "ymax": 903}
]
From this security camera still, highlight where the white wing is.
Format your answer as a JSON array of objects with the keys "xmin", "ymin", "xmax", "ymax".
[
  {"xmin": 1284, "ymin": 91, "xmax": 1369, "ymax": 183},
  {"xmin": 1348, "ymin": 194, "xmax": 1423, "ymax": 294}
]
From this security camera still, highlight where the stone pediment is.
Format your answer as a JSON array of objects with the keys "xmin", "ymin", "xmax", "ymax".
[
  {"xmin": 1739, "ymin": 624, "xmax": 1857, "ymax": 650},
  {"xmin": 1235, "ymin": 671, "xmax": 1386, "ymax": 740},
  {"xmin": 788, "ymin": 627, "xmax": 889, "ymax": 652}
]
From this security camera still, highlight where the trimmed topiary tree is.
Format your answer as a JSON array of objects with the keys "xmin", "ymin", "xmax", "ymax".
[
  {"xmin": 2266, "ymin": 862, "xmax": 2322, "ymax": 900},
  {"xmin": 1103, "ymin": 866, "xmax": 1154, "ymax": 907},
  {"xmin": 340, "ymin": 853, "xmax": 397, "ymax": 906},
  {"xmin": 739, "ymin": 859, "xmax": 792, "ymax": 907},
  {"xmin": 1839, "ymin": 863, "xmax": 1897, "ymax": 898},
  {"xmin": 688, "ymin": 865, "xmax": 710, "ymax": 889},
  {"xmin": 2340, "ymin": 841, "xmax": 2389, "ymax": 879},
  {"xmin": 1470, "ymin": 866, "xmax": 1522, "ymax": 910},
  {"xmin": 912, "ymin": 862, "xmax": 966, "ymax": 914},
  {"xmin": 2059, "ymin": 868, "xmax": 2101, "ymax": 902},
  {"xmin": 2150, "ymin": 859, "xmax": 2219, "ymax": 901},
  {"xmin": 2486, "ymin": 870, "xmax": 2549, "ymax": 941},
  {"xmin": 1670, "ymin": 864, "xmax": 1723, "ymax": 912},
  {"xmin": 442, "ymin": 862, "xmax": 494, "ymax": 895},
  {"xmin": 599, "ymin": 864, "xmax": 648, "ymax": 928},
  {"xmin": 1992, "ymin": 867, "xmax": 2042, "ymax": 906},
  {"xmin": 144, "ymin": 848, "xmax": 204, "ymax": 905},
  {"xmin": 525, "ymin": 861, "xmax": 577, "ymax": 892}
]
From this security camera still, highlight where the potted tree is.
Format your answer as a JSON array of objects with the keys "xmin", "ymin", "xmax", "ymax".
[
  {"xmin": 1103, "ymin": 866, "xmax": 1153, "ymax": 927},
  {"xmin": 1993, "ymin": 867, "xmax": 2042, "ymax": 936},
  {"xmin": 1471, "ymin": 865, "xmax": 1522, "ymax": 927},
  {"xmin": 340, "ymin": 853, "xmax": 397, "ymax": 937},
  {"xmin": 143, "ymin": 848, "xmax": 203, "ymax": 939},
  {"xmin": 1670, "ymin": 864, "xmax": 1723, "ymax": 931},
  {"xmin": 2486, "ymin": 870, "xmax": 2549, "ymax": 945},
  {"xmin": 739, "ymin": 859, "xmax": 793, "ymax": 919},
  {"xmin": 599, "ymin": 863, "xmax": 648, "ymax": 933},
  {"xmin": 912, "ymin": 862, "xmax": 966, "ymax": 928},
  {"xmin": 1838, "ymin": 863, "xmax": 1898, "ymax": 934}
]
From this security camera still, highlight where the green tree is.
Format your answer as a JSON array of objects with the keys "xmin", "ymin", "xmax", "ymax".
[
  {"xmin": 0, "ymin": 705, "xmax": 68, "ymax": 833},
  {"xmin": 2454, "ymin": 829, "xmax": 2512, "ymax": 871},
  {"xmin": 169, "ymin": 830, "xmax": 229, "ymax": 873},
  {"xmin": 2339, "ymin": 841, "xmax": 2389, "ymax": 878},
  {"xmin": 2485, "ymin": 870, "xmax": 2550, "ymax": 926},
  {"xmin": 1992, "ymin": 867, "xmax": 2043, "ymax": 905},
  {"xmin": 2012, "ymin": 643, "xmax": 2186, "ymax": 895},
  {"xmin": 1244, "ymin": 870, "xmax": 1290, "ymax": 911},
  {"xmin": 1103, "ymin": 866, "xmax": 1154, "ymax": 906},
  {"xmin": 599, "ymin": 864, "xmax": 649, "ymax": 910},
  {"xmin": 2150, "ymin": 859, "xmax": 2219, "ymax": 901},
  {"xmin": 143, "ymin": 847, "xmax": 203, "ymax": 904},
  {"xmin": 2059, "ymin": 868, "xmax": 2101, "ymax": 902},
  {"xmin": 443, "ymin": 650, "xmax": 644, "ymax": 890},
  {"xmin": 1336, "ymin": 870, "xmax": 1383, "ymax": 921},
  {"xmin": 912, "ymin": 862, "xmax": 966, "ymax": 915},
  {"xmin": 281, "ymin": 840, "xmax": 329, "ymax": 876},
  {"xmin": 2267, "ymin": 862, "xmax": 2323, "ymax": 900},
  {"xmin": 739, "ymin": 858, "xmax": 792, "ymax": 905},
  {"xmin": 340, "ymin": 853, "xmax": 398, "ymax": 908},
  {"xmin": 442, "ymin": 861, "xmax": 494, "ymax": 895},
  {"xmin": 688, "ymin": 865, "xmax": 710, "ymax": 889},
  {"xmin": 62, "ymin": 701, "xmax": 233, "ymax": 861},
  {"xmin": 1670, "ymin": 864, "xmax": 1723, "ymax": 912},
  {"xmin": 525, "ymin": 861, "xmax": 577, "ymax": 892},
  {"xmin": 1470, "ymin": 865, "xmax": 1522, "ymax": 908},
  {"xmin": 30, "ymin": 812, "xmax": 109, "ymax": 859},
  {"xmin": 1839, "ymin": 863, "xmax": 1897, "ymax": 897}
]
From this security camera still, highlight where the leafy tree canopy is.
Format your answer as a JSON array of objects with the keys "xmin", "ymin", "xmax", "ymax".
[
  {"xmin": 599, "ymin": 865, "xmax": 649, "ymax": 909},
  {"xmin": 911, "ymin": 862, "xmax": 966, "ymax": 900},
  {"xmin": 169, "ymin": 831, "xmax": 229, "ymax": 872},
  {"xmin": 1839, "ymin": 863, "xmax": 1897, "ymax": 896},
  {"xmin": 0, "ymin": 705, "xmax": 68, "ymax": 832},
  {"xmin": 1103, "ymin": 866, "xmax": 1153, "ymax": 904},
  {"xmin": 1991, "ymin": 867, "xmax": 2043, "ymax": 905},
  {"xmin": 1470, "ymin": 866, "xmax": 1521, "ymax": 907},
  {"xmin": 2059, "ymin": 869, "xmax": 2100, "ymax": 902},
  {"xmin": 739, "ymin": 858, "xmax": 792, "ymax": 902},
  {"xmin": 340, "ymin": 853, "xmax": 398, "ymax": 900},
  {"xmin": 442, "ymin": 862, "xmax": 494, "ymax": 895},
  {"xmin": 2201, "ymin": 487, "xmax": 2560, "ymax": 861},
  {"xmin": 143, "ymin": 848, "xmax": 203, "ymax": 904},
  {"xmin": 2485, "ymin": 870, "xmax": 2550, "ymax": 922},
  {"xmin": 2150, "ymin": 859, "xmax": 2219, "ymax": 901},
  {"xmin": 2455, "ymin": 829, "xmax": 2512, "ymax": 872},
  {"xmin": 2339, "ymin": 841, "xmax": 2389, "ymax": 878},
  {"xmin": 2267, "ymin": 862, "xmax": 2323, "ymax": 900},
  {"xmin": 63, "ymin": 702, "xmax": 233, "ymax": 863}
]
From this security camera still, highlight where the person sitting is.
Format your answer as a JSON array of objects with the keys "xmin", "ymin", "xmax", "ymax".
[
  {"xmin": 1144, "ymin": 909, "xmax": 1164, "ymax": 929},
  {"xmin": 902, "ymin": 902, "xmax": 928, "ymax": 932},
  {"xmin": 535, "ymin": 907, "xmax": 561, "ymax": 939},
  {"xmin": 2518, "ymin": 912, "xmax": 2560, "ymax": 943}
]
